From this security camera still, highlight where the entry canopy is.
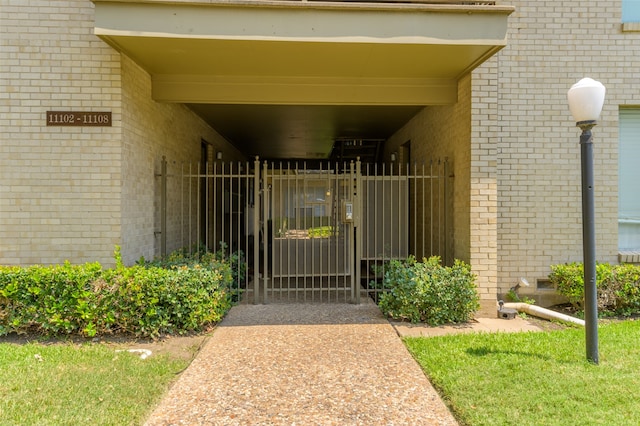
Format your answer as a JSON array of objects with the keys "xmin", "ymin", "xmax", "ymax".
[{"xmin": 93, "ymin": 0, "xmax": 513, "ymax": 158}]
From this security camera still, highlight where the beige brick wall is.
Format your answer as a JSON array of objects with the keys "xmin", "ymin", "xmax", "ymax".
[
  {"xmin": 470, "ymin": 57, "xmax": 499, "ymax": 312},
  {"xmin": 0, "ymin": 0, "xmax": 123, "ymax": 265},
  {"xmin": 0, "ymin": 0, "xmax": 244, "ymax": 266},
  {"xmin": 477, "ymin": 0, "xmax": 630, "ymax": 301},
  {"xmin": 119, "ymin": 56, "xmax": 245, "ymax": 265},
  {"xmin": 385, "ymin": 75, "xmax": 499, "ymax": 303}
]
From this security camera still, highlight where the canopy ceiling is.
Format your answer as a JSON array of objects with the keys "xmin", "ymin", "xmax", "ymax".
[{"xmin": 93, "ymin": 0, "xmax": 513, "ymax": 159}]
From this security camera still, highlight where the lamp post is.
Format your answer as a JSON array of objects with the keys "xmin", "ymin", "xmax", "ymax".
[{"xmin": 567, "ymin": 77, "xmax": 606, "ymax": 364}]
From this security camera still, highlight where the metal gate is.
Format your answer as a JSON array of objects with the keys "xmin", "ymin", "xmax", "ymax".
[{"xmin": 162, "ymin": 156, "xmax": 451, "ymax": 304}]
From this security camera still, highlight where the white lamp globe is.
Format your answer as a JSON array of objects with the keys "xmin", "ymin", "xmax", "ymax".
[{"xmin": 567, "ymin": 78, "xmax": 606, "ymax": 123}]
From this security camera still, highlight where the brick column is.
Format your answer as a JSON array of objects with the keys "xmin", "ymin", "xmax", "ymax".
[{"xmin": 471, "ymin": 58, "xmax": 499, "ymax": 315}]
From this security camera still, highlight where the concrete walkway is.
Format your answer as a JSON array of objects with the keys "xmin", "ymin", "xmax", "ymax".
[{"xmin": 145, "ymin": 301, "xmax": 541, "ymax": 425}]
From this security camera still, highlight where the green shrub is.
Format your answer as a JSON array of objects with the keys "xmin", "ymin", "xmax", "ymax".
[
  {"xmin": 141, "ymin": 242, "xmax": 245, "ymax": 302},
  {"xmin": 549, "ymin": 262, "xmax": 640, "ymax": 315},
  {"xmin": 613, "ymin": 263, "xmax": 640, "ymax": 315},
  {"xmin": 0, "ymin": 247, "xmax": 238, "ymax": 338},
  {"xmin": 377, "ymin": 256, "xmax": 479, "ymax": 325},
  {"xmin": 0, "ymin": 262, "xmax": 105, "ymax": 336}
]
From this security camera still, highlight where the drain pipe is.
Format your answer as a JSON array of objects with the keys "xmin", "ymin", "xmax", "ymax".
[{"xmin": 502, "ymin": 302, "xmax": 585, "ymax": 327}]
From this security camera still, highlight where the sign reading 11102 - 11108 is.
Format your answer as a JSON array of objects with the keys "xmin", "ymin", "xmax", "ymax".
[{"xmin": 46, "ymin": 111, "xmax": 112, "ymax": 127}]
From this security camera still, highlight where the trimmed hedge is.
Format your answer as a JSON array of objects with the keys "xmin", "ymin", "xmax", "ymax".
[
  {"xmin": 0, "ymin": 247, "xmax": 238, "ymax": 338},
  {"xmin": 549, "ymin": 262, "xmax": 640, "ymax": 316},
  {"xmin": 378, "ymin": 256, "xmax": 479, "ymax": 325},
  {"xmin": 140, "ymin": 243, "xmax": 245, "ymax": 302}
]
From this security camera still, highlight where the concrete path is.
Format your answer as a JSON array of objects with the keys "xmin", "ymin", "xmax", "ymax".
[{"xmin": 145, "ymin": 300, "xmax": 462, "ymax": 425}]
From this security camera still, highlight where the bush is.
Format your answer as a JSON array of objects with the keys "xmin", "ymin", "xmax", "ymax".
[
  {"xmin": 140, "ymin": 242, "xmax": 245, "ymax": 302},
  {"xmin": 549, "ymin": 262, "xmax": 640, "ymax": 315},
  {"xmin": 0, "ymin": 247, "xmax": 239, "ymax": 338},
  {"xmin": 377, "ymin": 256, "xmax": 479, "ymax": 326}
]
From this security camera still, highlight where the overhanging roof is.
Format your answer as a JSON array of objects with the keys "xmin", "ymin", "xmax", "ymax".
[{"xmin": 93, "ymin": 0, "xmax": 513, "ymax": 158}]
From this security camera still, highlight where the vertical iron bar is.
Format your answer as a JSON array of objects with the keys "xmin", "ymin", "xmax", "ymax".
[
  {"xmin": 160, "ymin": 156, "xmax": 167, "ymax": 257},
  {"xmin": 236, "ymin": 161, "xmax": 243, "ymax": 272},
  {"xmin": 443, "ymin": 158, "xmax": 449, "ymax": 264},
  {"xmin": 421, "ymin": 161, "xmax": 425, "ymax": 258},
  {"xmin": 253, "ymin": 157, "xmax": 260, "ymax": 304},
  {"xmin": 429, "ymin": 159, "xmax": 433, "ymax": 256},
  {"xmin": 205, "ymin": 161, "xmax": 209, "ymax": 252},
  {"xmin": 364, "ymin": 163, "xmax": 369, "ymax": 299},
  {"xmin": 212, "ymin": 161, "xmax": 217, "ymax": 252},
  {"xmin": 303, "ymin": 161, "xmax": 308, "ymax": 302},
  {"xmin": 227, "ymin": 161, "xmax": 235, "ymax": 262},
  {"xmin": 180, "ymin": 162, "xmax": 184, "ymax": 250},
  {"xmin": 371, "ymin": 164, "xmax": 376, "ymax": 297},
  {"xmin": 396, "ymin": 164, "xmax": 400, "ymax": 258},
  {"xmin": 196, "ymin": 161, "xmax": 201, "ymax": 254},
  {"xmin": 282, "ymin": 161, "xmax": 297, "ymax": 301},
  {"xmin": 236, "ymin": 162, "xmax": 241, "ymax": 296},
  {"xmin": 382, "ymin": 163, "xmax": 386, "ymax": 281},
  {"xmin": 311, "ymin": 163, "xmax": 317, "ymax": 303},
  {"xmin": 293, "ymin": 162, "xmax": 302, "ymax": 302},
  {"xmin": 319, "ymin": 162, "xmax": 324, "ymax": 301},
  {"xmin": 243, "ymin": 161, "xmax": 248, "ymax": 302},
  {"xmin": 390, "ymin": 164, "xmax": 395, "ymax": 259},
  {"xmin": 334, "ymin": 167, "xmax": 340, "ymax": 303},
  {"xmin": 412, "ymin": 163, "xmax": 417, "ymax": 257},
  {"xmin": 355, "ymin": 157, "xmax": 362, "ymax": 304},
  {"xmin": 263, "ymin": 160, "xmax": 269, "ymax": 304},
  {"xmin": 403, "ymin": 162, "xmax": 409, "ymax": 259},
  {"xmin": 347, "ymin": 161, "xmax": 351, "ymax": 303},
  {"xmin": 188, "ymin": 163, "xmax": 193, "ymax": 252},
  {"xmin": 438, "ymin": 159, "xmax": 443, "ymax": 257},
  {"xmin": 220, "ymin": 161, "xmax": 226, "ymax": 255},
  {"xmin": 359, "ymin": 163, "xmax": 370, "ymax": 300},
  {"xmin": 343, "ymin": 162, "xmax": 348, "ymax": 303},
  {"xmin": 381, "ymin": 162, "xmax": 385, "ymax": 258},
  {"xmin": 349, "ymin": 161, "xmax": 354, "ymax": 303},
  {"xmin": 397, "ymin": 163, "xmax": 401, "ymax": 258},
  {"xmin": 276, "ymin": 162, "xmax": 281, "ymax": 301}
]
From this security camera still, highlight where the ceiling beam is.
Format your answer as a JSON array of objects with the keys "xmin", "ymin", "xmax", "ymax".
[{"xmin": 152, "ymin": 75, "xmax": 459, "ymax": 105}]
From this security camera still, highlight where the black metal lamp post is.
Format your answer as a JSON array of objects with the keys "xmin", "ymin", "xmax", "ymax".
[{"xmin": 567, "ymin": 77, "xmax": 606, "ymax": 364}]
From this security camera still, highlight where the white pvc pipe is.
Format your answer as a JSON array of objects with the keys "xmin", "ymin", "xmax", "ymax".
[{"xmin": 503, "ymin": 302, "xmax": 585, "ymax": 327}]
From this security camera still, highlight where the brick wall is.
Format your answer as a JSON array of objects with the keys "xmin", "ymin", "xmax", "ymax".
[
  {"xmin": 0, "ymin": 0, "xmax": 123, "ymax": 265},
  {"xmin": 470, "ymin": 57, "xmax": 499, "ymax": 311},
  {"xmin": 119, "ymin": 56, "xmax": 245, "ymax": 265},
  {"xmin": 385, "ymin": 76, "xmax": 499, "ymax": 304},
  {"xmin": 476, "ymin": 0, "xmax": 633, "ymax": 301},
  {"xmin": 0, "ymin": 0, "xmax": 244, "ymax": 266}
]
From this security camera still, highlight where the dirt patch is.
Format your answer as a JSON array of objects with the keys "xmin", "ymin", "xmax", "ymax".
[
  {"xmin": 102, "ymin": 333, "xmax": 212, "ymax": 362},
  {"xmin": 521, "ymin": 315, "xmax": 568, "ymax": 331},
  {"xmin": 0, "ymin": 329, "xmax": 215, "ymax": 363}
]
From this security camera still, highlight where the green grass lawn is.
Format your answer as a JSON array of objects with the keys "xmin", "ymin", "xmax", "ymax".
[
  {"xmin": 0, "ymin": 341, "xmax": 189, "ymax": 425},
  {"xmin": 405, "ymin": 320, "xmax": 640, "ymax": 426}
]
